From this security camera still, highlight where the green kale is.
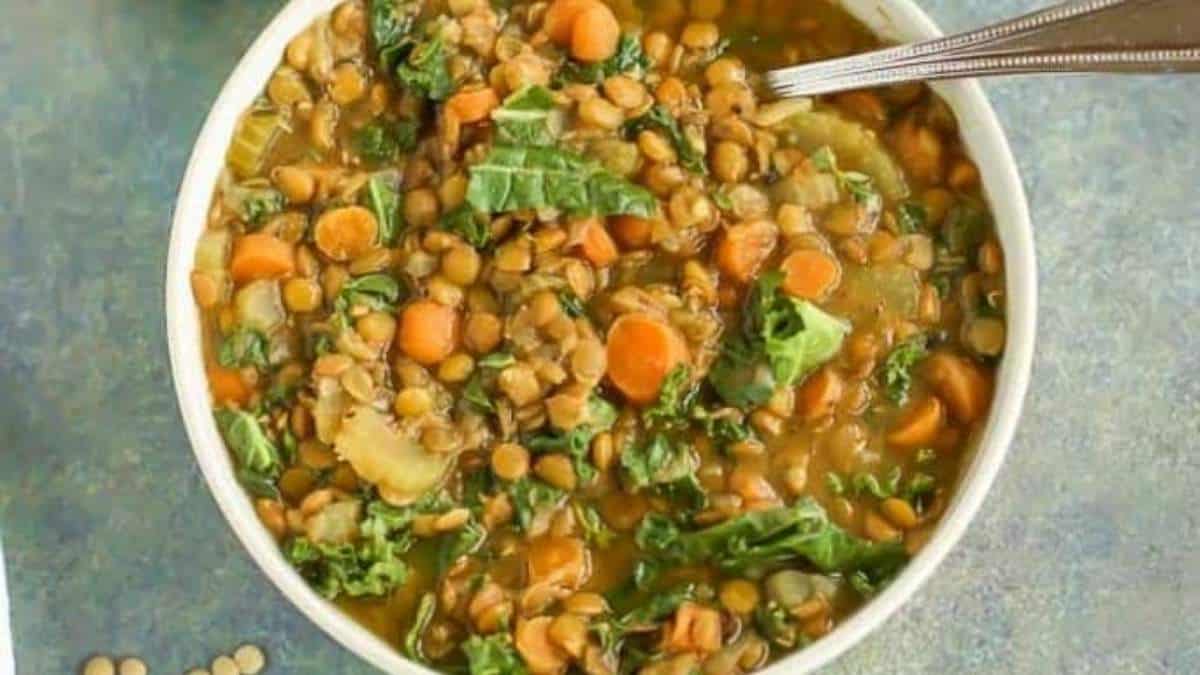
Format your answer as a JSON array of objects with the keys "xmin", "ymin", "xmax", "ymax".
[
  {"xmin": 370, "ymin": 0, "xmax": 417, "ymax": 71},
  {"xmin": 623, "ymin": 104, "xmax": 706, "ymax": 175},
  {"xmin": 492, "ymin": 85, "xmax": 562, "ymax": 146},
  {"xmin": 404, "ymin": 592, "xmax": 437, "ymax": 663},
  {"xmin": 642, "ymin": 364, "xmax": 699, "ymax": 428},
  {"xmin": 440, "ymin": 203, "xmax": 491, "ymax": 248},
  {"xmin": 881, "ymin": 335, "xmax": 928, "ymax": 405},
  {"xmin": 525, "ymin": 395, "xmax": 618, "ymax": 486},
  {"xmin": 557, "ymin": 34, "xmax": 649, "ymax": 84},
  {"xmin": 506, "ymin": 477, "xmax": 565, "ymax": 532},
  {"xmin": 395, "ymin": 35, "xmax": 453, "ymax": 101},
  {"xmin": 366, "ymin": 172, "xmax": 404, "ymax": 246},
  {"xmin": 437, "ymin": 517, "xmax": 486, "ymax": 573},
  {"xmin": 353, "ymin": 119, "xmax": 419, "ymax": 164},
  {"xmin": 619, "ymin": 434, "xmax": 707, "ymax": 514},
  {"xmin": 241, "ymin": 190, "xmax": 285, "ymax": 225},
  {"xmin": 573, "ymin": 502, "xmax": 615, "ymax": 548},
  {"xmin": 465, "ymin": 145, "xmax": 657, "ymax": 218},
  {"xmin": 461, "ymin": 352, "xmax": 515, "ymax": 414},
  {"xmin": 896, "ymin": 200, "xmax": 927, "ymax": 234},
  {"xmin": 635, "ymin": 498, "xmax": 907, "ymax": 582},
  {"xmin": 217, "ymin": 327, "xmax": 269, "ymax": 370},
  {"xmin": 214, "ymin": 408, "xmax": 282, "ymax": 496},
  {"xmin": 462, "ymin": 633, "xmax": 529, "ymax": 675},
  {"xmin": 755, "ymin": 600, "xmax": 798, "ymax": 647},
  {"xmin": 334, "ymin": 273, "xmax": 404, "ymax": 321},
  {"xmin": 285, "ymin": 536, "xmax": 408, "ymax": 599},
  {"xmin": 557, "ymin": 290, "xmax": 587, "ymax": 318},
  {"xmin": 708, "ymin": 271, "xmax": 850, "ymax": 408},
  {"xmin": 810, "ymin": 146, "xmax": 880, "ymax": 206}
]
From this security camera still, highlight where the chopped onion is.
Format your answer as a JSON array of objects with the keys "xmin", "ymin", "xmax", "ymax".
[
  {"xmin": 334, "ymin": 406, "xmax": 452, "ymax": 504},
  {"xmin": 234, "ymin": 280, "xmax": 286, "ymax": 332}
]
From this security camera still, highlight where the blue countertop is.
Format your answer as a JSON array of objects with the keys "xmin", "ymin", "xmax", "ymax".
[{"xmin": 2, "ymin": 0, "xmax": 1199, "ymax": 672}]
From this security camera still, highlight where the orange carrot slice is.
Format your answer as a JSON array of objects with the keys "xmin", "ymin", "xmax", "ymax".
[
  {"xmin": 780, "ymin": 248, "xmax": 841, "ymax": 300},
  {"xmin": 605, "ymin": 313, "xmax": 689, "ymax": 404},
  {"xmin": 398, "ymin": 300, "xmax": 460, "ymax": 366},
  {"xmin": 715, "ymin": 220, "xmax": 776, "ymax": 284},
  {"xmin": 313, "ymin": 205, "xmax": 378, "ymax": 261},
  {"xmin": 229, "ymin": 233, "xmax": 295, "ymax": 283}
]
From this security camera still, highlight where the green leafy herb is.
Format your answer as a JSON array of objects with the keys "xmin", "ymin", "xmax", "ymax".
[
  {"xmin": 642, "ymin": 364, "xmax": 699, "ymax": 428},
  {"xmin": 217, "ymin": 327, "xmax": 269, "ymax": 369},
  {"xmin": 370, "ymin": 0, "xmax": 417, "ymax": 71},
  {"xmin": 573, "ymin": 502, "xmax": 615, "ymax": 547},
  {"xmin": 506, "ymin": 477, "xmax": 565, "ymax": 532},
  {"xmin": 395, "ymin": 35, "xmax": 453, "ymax": 101},
  {"xmin": 905, "ymin": 473, "xmax": 937, "ymax": 504},
  {"xmin": 692, "ymin": 408, "xmax": 752, "ymax": 453},
  {"xmin": 825, "ymin": 472, "xmax": 846, "ymax": 496},
  {"xmin": 465, "ymin": 145, "xmax": 658, "ymax": 218},
  {"xmin": 366, "ymin": 173, "xmax": 404, "ymax": 245},
  {"xmin": 711, "ymin": 189, "xmax": 734, "ymax": 211},
  {"xmin": 242, "ymin": 190, "xmax": 285, "ymax": 225},
  {"xmin": 881, "ymin": 335, "xmax": 928, "ymax": 405},
  {"xmin": 557, "ymin": 290, "xmax": 587, "ymax": 318},
  {"xmin": 462, "ymin": 352, "xmax": 514, "ymax": 414},
  {"xmin": 404, "ymin": 592, "xmax": 437, "ymax": 663},
  {"xmin": 619, "ymin": 434, "xmax": 707, "ymax": 513},
  {"xmin": 285, "ymin": 536, "xmax": 409, "ymax": 599},
  {"xmin": 215, "ymin": 408, "xmax": 281, "ymax": 495},
  {"xmin": 896, "ymin": 201, "xmax": 927, "ymax": 234},
  {"xmin": 851, "ymin": 466, "xmax": 903, "ymax": 499},
  {"xmin": 942, "ymin": 198, "xmax": 989, "ymax": 254},
  {"xmin": 525, "ymin": 396, "xmax": 618, "ymax": 486},
  {"xmin": 915, "ymin": 447, "xmax": 937, "ymax": 464},
  {"xmin": 462, "ymin": 633, "xmax": 529, "ymax": 675},
  {"xmin": 635, "ymin": 498, "xmax": 907, "ymax": 581},
  {"xmin": 334, "ymin": 273, "xmax": 404, "ymax": 320},
  {"xmin": 593, "ymin": 584, "xmax": 697, "ymax": 657},
  {"xmin": 623, "ymin": 105, "xmax": 706, "ymax": 175},
  {"xmin": 437, "ymin": 517, "xmax": 486, "ymax": 573},
  {"xmin": 353, "ymin": 119, "xmax": 419, "ymax": 164},
  {"xmin": 708, "ymin": 271, "xmax": 850, "ymax": 408},
  {"xmin": 557, "ymin": 34, "xmax": 649, "ymax": 84},
  {"xmin": 809, "ymin": 146, "xmax": 880, "ymax": 205},
  {"xmin": 492, "ymin": 85, "xmax": 562, "ymax": 146},
  {"xmin": 440, "ymin": 203, "xmax": 491, "ymax": 249}
]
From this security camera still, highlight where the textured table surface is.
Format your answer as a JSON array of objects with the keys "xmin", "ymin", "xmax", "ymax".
[{"xmin": 2, "ymin": 0, "xmax": 1199, "ymax": 673}]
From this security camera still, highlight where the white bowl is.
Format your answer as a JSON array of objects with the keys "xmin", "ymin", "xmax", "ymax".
[{"xmin": 165, "ymin": 1, "xmax": 1036, "ymax": 672}]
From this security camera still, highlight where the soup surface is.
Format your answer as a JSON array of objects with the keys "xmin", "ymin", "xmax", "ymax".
[{"xmin": 192, "ymin": 0, "xmax": 1007, "ymax": 672}]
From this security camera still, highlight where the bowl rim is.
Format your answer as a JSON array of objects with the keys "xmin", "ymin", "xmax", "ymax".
[{"xmin": 164, "ymin": 1, "xmax": 1036, "ymax": 673}]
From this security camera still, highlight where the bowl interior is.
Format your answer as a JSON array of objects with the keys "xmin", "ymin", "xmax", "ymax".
[{"xmin": 165, "ymin": 1, "xmax": 1035, "ymax": 672}]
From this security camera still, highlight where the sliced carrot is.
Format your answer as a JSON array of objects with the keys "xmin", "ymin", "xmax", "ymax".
[
  {"xmin": 715, "ymin": 220, "xmax": 777, "ymax": 284},
  {"xmin": 605, "ymin": 313, "xmax": 689, "ymax": 404},
  {"xmin": 544, "ymin": 0, "xmax": 599, "ymax": 45},
  {"xmin": 515, "ymin": 617, "xmax": 569, "ymax": 675},
  {"xmin": 447, "ymin": 86, "xmax": 501, "ymax": 124},
  {"xmin": 780, "ymin": 248, "xmax": 841, "ymax": 300},
  {"xmin": 229, "ymin": 233, "xmax": 295, "ymax": 283},
  {"xmin": 886, "ymin": 395, "xmax": 945, "ymax": 448},
  {"xmin": 313, "ymin": 205, "xmax": 378, "ymax": 262},
  {"xmin": 576, "ymin": 217, "xmax": 619, "ymax": 267},
  {"xmin": 665, "ymin": 603, "xmax": 722, "ymax": 654},
  {"xmin": 570, "ymin": 3, "xmax": 620, "ymax": 63},
  {"xmin": 796, "ymin": 366, "xmax": 843, "ymax": 421},
  {"xmin": 527, "ymin": 536, "xmax": 589, "ymax": 588},
  {"xmin": 398, "ymin": 300, "xmax": 460, "ymax": 366},
  {"xmin": 611, "ymin": 215, "xmax": 658, "ymax": 250},
  {"xmin": 208, "ymin": 365, "xmax": 251, "ymax": 406},
  {"xmin": 924, "ymin": 351, "xmax": 992, "ymax": 423}
]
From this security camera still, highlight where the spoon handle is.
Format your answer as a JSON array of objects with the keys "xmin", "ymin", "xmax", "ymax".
[{"xmin": 767, "ymin": 0, "xmax": 1200, "ymax": 97}]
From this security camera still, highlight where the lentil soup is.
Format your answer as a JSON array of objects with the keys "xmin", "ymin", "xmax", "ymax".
[{"xmin": 191, "ymin": 0, "xmax": 1007, "ymax": 671}]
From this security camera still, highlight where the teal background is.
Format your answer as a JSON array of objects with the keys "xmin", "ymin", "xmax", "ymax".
[{"xmin": 2, "ymin": 0, "xmax": 1199, "ymax": 672}]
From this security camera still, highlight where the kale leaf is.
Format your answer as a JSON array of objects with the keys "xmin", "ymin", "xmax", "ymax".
[
  {"xmin": 708, "ymin": 271, "xmax": 849, "ymax": 408},
  {"xmin": 557, "ymin": 34, "xmax": 649, "ymax": 84},
  {"xmin": 369, "ymin": 0, "xmax": 417, "ymax": 71},
  {"xmin": 395, "ymin": 35, "xmax": 453, "ymax": 101},
  {"xmin": 214, "ymin": 408, "xmax": 282, "ymax": 496},
  {"xmin": 492, "ymin": 85, "xmax": 562, "ymax": 147},
  {"xmin": 404, "ymin": 592, "xmax": 437, "ymax": 663},
  {"xmin": 366, "ymin": 172, "xmax": 404, "ymax": 246},
  {"xmin": 881, "ymin": 334, "xmax": 927, "ymax": 405},
  {"xmin": 623, "ymin": 105, "xmax": 706, "ymax": 175},
  {"xmin": 635, "ymin": 498, "xmax": 907, "ymax": 581},
  {"xmin": 465, "ymin": 145, "xmax": 658, "ymax": 218},
  {"xmin": 641, "ymin": 364, "xmax": 699, "ymax": 429},
  {"xmin": 217, "ymin": 327, "xmax": 269, "ymax": 370},
  {"xmin": 354, "ymin": 119, "xmax": 419, "ymax": 164},
  {"xmin": 462, "ymin": 633, "xmax": 529, "ymax": 675},
  {"xmin": 525, "ymin": 395, "xmax": 618, "ymax": 486},
  {"xmin": 506, "ymin": 477, "xmax": 565, "ymax": 532},
  {"xmin": 440, "ymin": 203, "xmax": 491, "ymax": 249}
]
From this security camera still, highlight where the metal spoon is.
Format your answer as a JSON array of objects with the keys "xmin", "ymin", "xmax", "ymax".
[{"xmin": 767, "ymin": 0, "xmax": 1200, "ymax": 98}]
